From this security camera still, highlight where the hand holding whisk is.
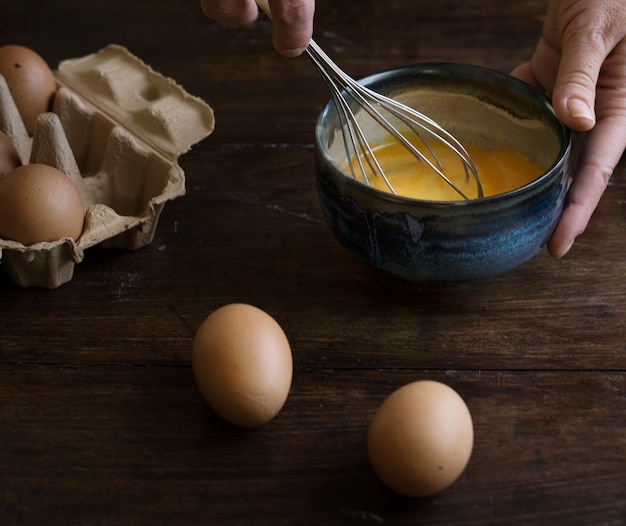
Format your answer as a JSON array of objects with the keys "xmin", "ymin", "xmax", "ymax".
[{"xmin": 254, "ymin": 0, "xmax": 483, "ymax": 200}]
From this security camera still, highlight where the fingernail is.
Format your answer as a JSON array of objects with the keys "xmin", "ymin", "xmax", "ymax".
[
  {"xmin": 567, "ymin": 98, "xmax": 596, "ymax": 124},
  {"xmin": 279, "ymin": 47, "xmax": 307, "ymax": 57},
  {"xmin": 554, "ymin": 240, "xmax": 574, "ymax": 259}
]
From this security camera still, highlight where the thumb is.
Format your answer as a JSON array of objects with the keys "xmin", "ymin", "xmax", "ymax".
[
  {"xmin": 267, "ymin": 0, "xmax": 314, "ymax": 57},
  {"xmin": 553, "ymin": 72, "xmax": 598, "ymax": 133},
  {"xmin": 551, "ymin": 32, "xmax": 607, "ymax": 132}
]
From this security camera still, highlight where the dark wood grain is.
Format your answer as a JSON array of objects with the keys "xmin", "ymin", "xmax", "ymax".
[{"xmin": 1, "ymin": 1, "xmax": 625, "ymax": 525}]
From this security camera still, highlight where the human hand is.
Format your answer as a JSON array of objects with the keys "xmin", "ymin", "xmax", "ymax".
[
  {"xmin": 512, "ymin": 0, "xmax": 626, "ymax": 258},
  {"xmin": 200, "ymin": 0, "xmax": 314, "ymax": 57}
]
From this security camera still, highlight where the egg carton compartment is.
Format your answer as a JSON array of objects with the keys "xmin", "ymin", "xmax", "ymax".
[{"xmin": 0, "ymin": 44, "xmax": 214, "ymax": 288}]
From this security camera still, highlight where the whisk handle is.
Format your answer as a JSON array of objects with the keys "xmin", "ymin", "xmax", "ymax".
[{"xmin": 255, "ymin": 0, "xmax": 272, "ymax": 19}]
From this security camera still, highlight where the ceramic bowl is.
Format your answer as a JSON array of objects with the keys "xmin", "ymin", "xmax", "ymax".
[{"xmin": 314, "ymin": 63, "xmax": 571, "ymax": 282}]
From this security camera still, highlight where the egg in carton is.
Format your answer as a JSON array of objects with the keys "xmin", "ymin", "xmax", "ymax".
[{"xmin": 0, "ymin": 44, "xmax": 214, "ymax": 288}]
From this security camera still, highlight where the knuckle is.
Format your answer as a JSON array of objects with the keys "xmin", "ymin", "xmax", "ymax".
[{"xmin": 272, "ymin": 0, "xmax": 313, "ymax": 24}]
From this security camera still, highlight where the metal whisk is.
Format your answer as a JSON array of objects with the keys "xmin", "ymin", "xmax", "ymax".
[{"xmin": 255, "ymin": 0, "xmax": 483, "ymax": 200}]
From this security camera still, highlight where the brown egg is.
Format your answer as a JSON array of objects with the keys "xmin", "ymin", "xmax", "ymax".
[
  {"xmin": 367, "ymin": 380, "xmax": 474, "ymax": 498},
  {"xmin": 0, "ymin": 45, "xmax": 57, "ymax": 135},
  {"xmin": 192, "ymin": 303, "xmax": 293, "ymax": 428},
  {"xmin": 0, "ymin": 131, "xmax": 22, "ymax": 176},
  {"xmin": 0, "ymin": 163, "xmax": 85, "ymax": 245}
]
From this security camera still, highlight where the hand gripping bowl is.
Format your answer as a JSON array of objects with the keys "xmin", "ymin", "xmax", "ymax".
[{"xmin": 314, "ymin": 63, "xmax": 571, "ymax": 282}]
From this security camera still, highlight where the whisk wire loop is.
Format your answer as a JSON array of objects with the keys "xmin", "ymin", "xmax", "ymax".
[
  {"xmin": 307, "ymin": 45, "xmax": 394, "ymax": 191},
  {"xmin": 306, "ymin": 39, "xmax": 484, "ymax": 200}
]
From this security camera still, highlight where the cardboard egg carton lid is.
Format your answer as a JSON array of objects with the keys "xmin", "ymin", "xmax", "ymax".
[
  {"xmin": 0, "ymin": 44, "xmax": 214, "ymax": 288},
  {"xmin": 55, "ymin": 44, "xmax": 214, "ymax": 161}
]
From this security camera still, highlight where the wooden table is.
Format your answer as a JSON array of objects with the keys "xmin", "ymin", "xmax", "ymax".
[{"xmin": 1, "ymin": 1, "xmax": 625, "ymax": 524}]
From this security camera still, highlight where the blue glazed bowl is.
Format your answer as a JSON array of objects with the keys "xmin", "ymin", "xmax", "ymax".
[{"xmin": 314, "ymin": 63, "xmax": 571, "ymax": 282}]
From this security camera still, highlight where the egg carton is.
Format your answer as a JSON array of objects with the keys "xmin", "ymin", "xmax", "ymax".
[{"xmin": 0, "ymin": 44, "xmax": 214, "ymax": 288}]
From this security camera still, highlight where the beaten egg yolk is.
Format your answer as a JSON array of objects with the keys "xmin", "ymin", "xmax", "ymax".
[{"xmin": 345, "ymin": 139, "xmax": 545, "ymax": 201}]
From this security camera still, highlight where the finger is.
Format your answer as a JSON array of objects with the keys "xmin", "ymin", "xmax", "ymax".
[
  {"xmin": 547, "ymin": 115, "xmax": 626, "ymax": 258},
  {"xmin": 510, "ymin": 62, "xmax": 540, "ymax": 88},
  {"xmin": 268, "ymin": 0, "xmax": 314, "ymax": 57},
  {"xmin": 512, "ymin": 38, "xmax": 567, "ymax": 99},
  {"xmin": 200, "ymin": 0, "xmax": 259, "ymax": 26}
]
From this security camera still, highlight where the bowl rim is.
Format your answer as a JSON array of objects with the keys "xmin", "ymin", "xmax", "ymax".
[{"xmin": 315, "ymin": 62, "xmax": 572, "ymax": 208}]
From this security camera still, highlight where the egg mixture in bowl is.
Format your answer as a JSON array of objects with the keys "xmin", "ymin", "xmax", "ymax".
[
  {"xmin": 346, "ymin": 135, "xmax": 545, "ymax": 201},
  {"xmin": 315, "ymin": 63, "xmax": 571, "ymax": 282}
]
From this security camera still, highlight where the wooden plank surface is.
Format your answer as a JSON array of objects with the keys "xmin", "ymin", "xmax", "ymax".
[{"xmin": 1, "ymin": 1, "xmax": 625, "ymax": 524}]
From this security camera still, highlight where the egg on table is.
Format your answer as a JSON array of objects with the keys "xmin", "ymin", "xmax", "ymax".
[
  {"xmin": 0, "ymin": 163, "xmax": 85, "ymax": 245},
  {"xmin": 0, "ymin": 44, "xmax": 57, "ymax": 135},
  {"xmin": 192, "ymin": 303, "xmax": 293, "ymax": 428},
  {"xmin": 367, "ymin": 380, "xmax": 474, "ymax": 498}
]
